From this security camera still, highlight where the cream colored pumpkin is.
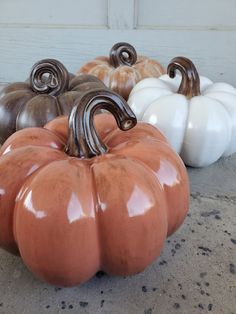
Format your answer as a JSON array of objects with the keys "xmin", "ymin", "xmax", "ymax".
[{"xmin": 128, "ymin": 57, "xmax": 236, "ymax": 167}]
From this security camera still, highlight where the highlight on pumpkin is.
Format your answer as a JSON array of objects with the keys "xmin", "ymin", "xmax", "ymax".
[
  {"xmin": 0, "ymin": 88, "xmax": 189, "ymax": 287},
  {"xmin": 128, "ymin": 56, "xmax": 236, "ymax": 167},
  {"xmin": 77, "ymin": 42, "xmax": 165, "ymax": 100}
]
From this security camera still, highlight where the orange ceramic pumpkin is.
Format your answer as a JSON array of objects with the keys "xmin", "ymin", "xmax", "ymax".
[
  {"xmin": 0, "ymin": 89, "xmax": 189, "ymax": 286},
  {"xmin": 77, "ymin": 42, "xmax": 165, "ymax": 100}
]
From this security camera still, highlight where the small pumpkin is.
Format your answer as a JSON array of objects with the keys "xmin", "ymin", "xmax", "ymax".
[
  {"xmin": 0, "ymin": 89, "xmax": 189, "ymax": 286},
  {"xmin": 0, "ymin": 59, "xmax": 105, "ymax": 144},
  {"xmin": 77, "ymin": 42, "xmax": 165, "ymax": 100},
  {"xmin": 128, "ymin": 56, "xmax": 236, "ymax": 167}
]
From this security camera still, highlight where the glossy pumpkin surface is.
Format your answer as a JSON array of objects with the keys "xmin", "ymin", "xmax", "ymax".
[
  {"xmin": 0, "ymin": 89, "xmax": 189, "ymax": 286},
  {"xmin": 77, "ymin": 42, "xmax": 165, "ymax": 100},
  {"xmin": 0, "ymin": 59, "xmax": 105, "ymax": 144},
  {"xmin": 128, "ymin": 57, "xmax": 236, "ymax": 167}
]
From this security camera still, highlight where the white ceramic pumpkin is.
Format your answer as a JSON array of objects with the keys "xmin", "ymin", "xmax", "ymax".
[{"xmin": 128, "ymin": 57, "xmax": 236, "ymax": 167}]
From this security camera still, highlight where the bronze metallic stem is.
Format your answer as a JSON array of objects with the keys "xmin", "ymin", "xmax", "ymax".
[
  {"xmin": 167, "ymin": 57, "xmax": 200, "ymax": 98},
  {"xmin": 30, "ymin": 59, "xmax": 69, "ymax": 96},
  {"xmin": 109, "ymin": 42, "xmax": 137, "ymax": 68},
  {"xmin": 65, "ymin": 89, "xmax": 137, "ymax": 158}
]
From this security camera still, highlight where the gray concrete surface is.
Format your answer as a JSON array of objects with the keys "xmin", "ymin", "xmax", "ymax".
[{"xmin": 0, "ymin": 155, "xmax": 235, "ymax": 314}]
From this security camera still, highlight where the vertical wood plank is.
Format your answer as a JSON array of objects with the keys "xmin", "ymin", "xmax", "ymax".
[{"xmin": 108, "ymin": 0, "xmax": 135, "ymax": 29}]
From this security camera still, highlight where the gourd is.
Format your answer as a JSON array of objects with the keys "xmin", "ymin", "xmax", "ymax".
[
  {"xmin": 0, "ymin": 59, "xmax": 105, "ymax": 144},
  {"xmin": 0, "ymin": 89, "xmax": 189, "ymax": 286},
  {"xmin": 77, "ymin": 42, "xmax": 165, "ymax": 100},
  {"xmin": 128, "ymin": 56, "xmax": 236, "ymax": 167}
]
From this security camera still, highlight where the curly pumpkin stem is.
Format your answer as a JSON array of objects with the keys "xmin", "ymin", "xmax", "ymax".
[
  {"xmin": 65, "ymin": 89, "xmax": 137, "ymax": 158},
  {"xmin": 109, "ymin": 42, "xmax": 137, "ymax": 68},
  {"xmin": 167, "ymin": 57, "xmax": 200, "ymax": 98},
  {"xmin": 29, "ymin": 59, "xmax": 69, "ymax": 96}
]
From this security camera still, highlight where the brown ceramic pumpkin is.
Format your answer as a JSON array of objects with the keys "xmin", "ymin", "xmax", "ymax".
[
  {"xmin": 0, "ymin": 89, "xmax": 189, "ymax": 287},
  {"xmin": 77, "ymin": 42, "xmax": 165, "ymax": 100},
  {"xmin": 0, "ymin": 58, "xmax": 105, "ymax": 144}
]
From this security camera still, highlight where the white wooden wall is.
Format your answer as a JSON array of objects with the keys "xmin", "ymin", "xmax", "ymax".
[{"xmin": 0, "ymin": 0, "xmax": 236, "ymax": 87}]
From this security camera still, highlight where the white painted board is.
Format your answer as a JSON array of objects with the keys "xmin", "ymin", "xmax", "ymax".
[
  {"xmin": 137, "ymin": 0, "xmax": 236, "ymax": 30},
  {"xmin": 0, "ymin": 0, "xmax": 235, "ymax": 88},
  {"xmin": 0, "ymin": 0, "xmax": 107, "ymax": 27}
]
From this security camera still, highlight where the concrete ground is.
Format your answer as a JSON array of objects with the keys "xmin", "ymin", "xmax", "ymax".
[{"xmin": 0, "ymin": 154, "xmax": 235, "ymax": 314}]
